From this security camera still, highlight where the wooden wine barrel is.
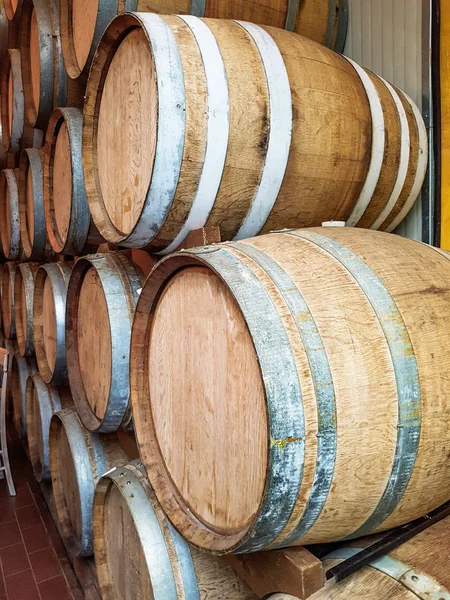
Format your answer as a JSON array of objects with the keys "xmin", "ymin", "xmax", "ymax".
[
  {"xmin": 83, "ymin": 14, "xmax": 427, "ymax": 252},
  {"xmin": 94, "ymin": 460, "xmax": 258, "ymax": 600},
  {"xmin": 4, "ymin": 0, "xmax": 21, "ymax": 20},
  {"xmin": 66, "ymin": 252, "xmax": 144, "ymax": 433},
  {"xmin": 11, "ymin": 353, "xmax": 36, "ymax": 438},
  {"xmin": 1, "ymin": 261, "xmax": 18, "ymax": 338},
  {"xmin": 26, "ymin": 374, "xmax": 72, "ymax": 481},
  {"xmin": 20, "ymin": 0, "xmax": 84, "ymax": 130},
  {"xmin": 309, "ymin": 516, "xmax": 450, "ymax": 599},
  {"xmin": 33, "ymin": 262, "xmax": 72, "ymax": 385},
  {"xmin": 49, "ymin": 407, "xmax": 132, "ymax": 557},
  {"xmin": 267, "ymin": 596, "xmax": 299, "ymax": 600},
  {"xmin": 14, "ymin": 261, "xmax": 39, "ymax": 357},
  {"xmin": 44, "ymin": 107, "xmax": 103, "ymax": 255},
  {"xmin": 61, "ymin": 0, "xmax": 348, "ymax": 80},
  {"xmin": 131, "ymin": 227, "xmax": 450, "ymax": 553},
  {"xmin": 0, "ymin": 169, "xmax": 21, "ymax": 260},
  {"xmin": 1, "ymin": 50, "xmax": 25, "ymax": 153}
]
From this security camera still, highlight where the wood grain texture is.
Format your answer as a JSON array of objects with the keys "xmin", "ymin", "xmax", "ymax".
[
  {"xmin": 11, "ymin": 352, "xmax": 36, "ymax": 439},
  {"xmin": 441, "ymin": 0, "xmax": 450, "ymax": 249},
  {"xmin": 130, "ymin": 227, "xmax": 450, "ymax": 552},
  {"xmin": 94, "ymin": 460, "xmax": 258, "ymax": 600},
  {"xmin": 1, "ymin": 261, "xmax": 18, "ymax": 338},
  {"xmin": 1, "ymin": 49, "xmax": 25, "ymax": 153},
  {"xmin": 0, "ymin": 169, "xmax": 21, "ymax": 260},
  {"xmin": 14, "ymin": 261, "xmax": 39, "ymax": 356}
]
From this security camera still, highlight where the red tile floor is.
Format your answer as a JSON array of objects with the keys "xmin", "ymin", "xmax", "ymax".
[{"xmin": 0, "ymin": 426, "xmax": 83, "ymax": 600}]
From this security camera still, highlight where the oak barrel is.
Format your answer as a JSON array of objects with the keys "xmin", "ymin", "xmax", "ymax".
[
  {"xmin": 0, "ymin": 1, "xmax": 7, "ymax": 64},
  {"xmin": 83, "ymin": 14, "xmax": 427, "ymax": 252},
  {"xmin": 49, "ymin": 407, "xmax": 132, "ymax": 557},
  {"xmin": 11, "ymin": 353, "xmax": 36, "ymax": 438},
  {"xmin": 14, "ymin": 261, "xmax": 39, "ymax": 357},
  {"xmin": 131, "ymin": 227, "xmax": 450, "ymax": 553},
  {"xmin": 4, "ymin": 0, "xmax": 21, "ymax": 20},
  {"xmin": 44, "ymin": 107, "xmax": 103, "ymax": 256},
  {"xmin": 94, "ymin": 460, "xmax": 258, "ymax": 600},
  {"xmin": 18, "ymin": 149, "xmax": 53, "ymax": 260},
  {"xmin": 33, "ymin": 262, "xmax": 72, "ymax": 385},
  {"xmin": 1, "ymin": 261, "xmax": 18, "ymax": 338},
  {"xmin": 0, "ymin": 169, "xmax": 21, "ymax": 260},
  {"xmin": 1, "ymin": 50, "xmax": 25, "ymax": 153},
  {"xmin": 66, "ymin": 252, "xmax": 144, "ymax": 433},
  {"xmin": 61, "ymin": 0, "xmax": 348, "ymax": 80},
  {"xmin": 309, "ymin": 515, "xmax": 450, "ymax": 599},
  {"xmin": 26, "ymin": 374, "xmax": 72, "ymax": 481}
]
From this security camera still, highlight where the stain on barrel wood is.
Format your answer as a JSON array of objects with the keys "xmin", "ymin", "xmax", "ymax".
[
  {"xmin": 26, "ymin": 373, "xmax": 72, "ymax": 481},
  {"xmin": 66, "ymin": 252, "xmax": 144, "ymax": 432},
  {"xmin": 14, "ymin": 261, "xmax": 39, "ymax": 357},
  {"xmin": 2, "ymin": 261, "xmax": 18, "ymax": 338},
  {"xmin": 33, "ymin": 262, "xmax": 72, "ymax": 385},
  {"xmin": 0, "ymin": 169, "xmax": 21, "ymax": 260},
  {"xmin": 130, "ymin": 227, "xmax": 450, "ymax": 553},
  {"xmin": 94, "ymin": 460, "xmax": 258, "ymax": 600},
  {"xmin": 11, "ymin": 352, "xmax": 36, "ymax": 438},
  {"xmin": 83, "ymin": 14, "xmax": 427, "ymax": 252},
  {"xmin": 49, "ymin": 407, "xmax": 132, "ymax": 557},
  {"xmin": 44, "ymin": 107, "xmax": 103, "ymax": 255}
]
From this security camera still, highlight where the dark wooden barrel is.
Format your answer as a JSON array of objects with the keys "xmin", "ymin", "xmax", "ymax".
[{"xmin": 131, "ymin": 227, "xmax": 450, "ymax": 553}]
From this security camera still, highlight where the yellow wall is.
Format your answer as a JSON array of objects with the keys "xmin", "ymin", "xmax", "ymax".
[{"xmin": 441, "ymin": 0, "xmax": 450, "ymax": 247}]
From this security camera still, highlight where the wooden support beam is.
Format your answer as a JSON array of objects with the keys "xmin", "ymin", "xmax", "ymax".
[{"xmin": 226, "ymin": 547, "xmax": 324, "ymax": 599}]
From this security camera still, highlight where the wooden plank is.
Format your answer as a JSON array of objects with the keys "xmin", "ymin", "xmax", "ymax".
[
  {"xmin": 178, "ymin": 226, "xmax": 221, "ymax": 250},
  {"xmin": 441, "ymin": 0, "xmax": 450, "ymax": 248},
  {"xmin": 226, "ymin": 547, "xmax": 324, "ymax": 599}
]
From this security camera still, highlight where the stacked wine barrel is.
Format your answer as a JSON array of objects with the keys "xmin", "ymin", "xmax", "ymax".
[{"xmin": 0, "ymin": 1, "xmax": 444, "ymax": 599}]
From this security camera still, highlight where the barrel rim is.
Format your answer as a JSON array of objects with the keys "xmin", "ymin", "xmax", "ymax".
[
  {"xmin": 14, "ymin": 261, "xmax": 39, "ymax": 357},
  {"xmin": 0, "ymin": 168, "xmax": 21, "ymax": 261},
  {"xmin": 1, "ymin": 49, "xmax": 25, "ymax": 154},
  {"xmin": 1, "ymin": 260, "xmax": 18, "ymax": 339},
  {"xmin": 3, "ymin": 0, "xmax": 20, "ymax": 21},
  {"xmin": 11, "ymin": 352, "xmax": 30, "ymax": 439}
]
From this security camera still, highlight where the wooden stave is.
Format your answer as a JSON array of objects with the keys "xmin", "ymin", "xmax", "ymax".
[
  {"xmin": 33, "ymin": 262, "xmax": 72, "ymax": 385},
  {"xmin": 0, "ymin": 169, "xmax": 21, "ymax": 260},
  {"xmin": 49, "ymin": 407, "xmax": 129, "ymax": 557},
  {"xmin": 82, "ymin": 14, "xmax": 426, "ymax": 252},
  {"xmin": 1, "ymin": 50, "xmax": 25, "ymax": 154},
  {"xmin": 130, "ymin": 227, "xmax": 450, "ymax": 554},
  {"xmin": 0, "ymin": 1, "xmax": 8, "ymax": 66},
  {"xmin": 61, "ymin": 0, "xmax": 347, "ymax": 80},
  {"xmin": 4, "ymin": 0, "xmax": 21, "ymax": 20},
  {"xmin": 11, "ymin": 352, "xmax": 36, "ymax": 438},
  {"xmin": 94, "ymin": 460, "xmax": 258, "ymax": 600},
  {"xmin": 14, "ymin": 261, "xmax": 39, "ymax": 356},
  {"xmin": 1, "ymin": 261, "xmax": 18, "ymax": 338},
  {"xmin": 44, "ymin": 107, "xmax": 103, "ymax": 256},
  {"xmin": 66, "ymin": 252, "xmax": 143, "ymax": 433}
]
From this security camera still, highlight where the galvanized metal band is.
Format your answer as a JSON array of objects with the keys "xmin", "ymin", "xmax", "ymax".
[
  {"xmin": 56, "ymin": 409, "xmax": 96, "ymax": 556},
  {"xmin": 121, "ymin": 14, "xmax": 186, "ymax": 248},
  {"xmin": 158, "ymin": 15, "xmax": 230, "ymax": 255},
  {"xmin": 166, "ymin": 521, "xmax": 200, "ymax": 599},
  {"xmin": 385, "ymin": 91, "xmax": 429, "ymax": 233},
  {"xmin": 51, "ymin": 0, "xmax": 68, "ymax": 109},
  {"xmin": 288, "ymin": 230, "xmax": 421, "ymax": 538},
  {"xmin": 58, "ymin": 108, "xmax": 91, "ymax": 255},
  {"xmin": 284, "ymin": 0, "xmax": 299, "ymax": 31},
  {"xmin": 3, "ymin": 169, "xmax": 20, "ymax": 260},
  {"xmin": 23, "ymin": 149, "xmax": 46, "ymax": 260},
  {"xmin": 6, "ymin": 50, "xmax": 25, "ymax": 153},
  {"xmin": 33, "ymin": 376, "xmax": 61, "ymax": 481},
  {"xmin": 201, "ymin": 247, "xmax": 305, "ymax": 553},
  {"xmin": 334, "ymin": 0, "xmax": 349, "ymax": 53},
  {"xmin": 343, "ymin": 58, "xmax": 385, "ymax": 227},
  {"xmin": 88, "ymin": 433, "xmax": 109, "ymax": 482},
  {"xmin": 325, "ymin": 548, "xmax": 450, "ymax": 599},
  {"xmin": 100, "ymin": 463, "xmax": 183, "ymax": 599},
  {"xmin": 325, "ymin": 0, "xmax": 337, "ymax": 48},
  {"xmin": 233, "ymin": 22, "xmax": 292, "ymax": 241},
  {"xmin": 232, "ymin": 240, "xmax": 337, "ymax": 547},
  {"xmin": 16, "ymin": 357, "xmax": 30, "ymax": 438},
  {"xmin": 42, "ymin": 263, "xmax": 69, "ymax": 384},
  {"xmin": 189, "ymin": 0, "xmax": 206, "ymax": 17},
  {"xmin": 83, "ymin": 0, "xmax": 123, "ymax": 75},
  {"xmin": 371, "ymin": 77, "xmax": 411, "ymax": 230},
  {"xmin": 17, "ymin": 264, "xmax": 36, "ymax": 356}
]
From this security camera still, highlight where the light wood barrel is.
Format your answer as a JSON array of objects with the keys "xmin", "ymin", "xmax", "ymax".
[
  {"xmin": 61, "ymin": 0, "xmax": 348, "ymax": 80},
  {"xmin": 18, "ymin": 149, "xmax": 53, "ymax": 260},
  {"xmin": 0, "ymin": 169, "xmax": 21, "ymax": 260},
  {"xmin": 26, "ymin": 374, "xmax": 72, "ymax": 481},
  {"xmin": 83, "ymin": 14, "xmax": 427, "ymax": 252},
  {"xmin": 44, "ymin": 107, "xmax": 103, "ymax": 255},
  {"xmin": 131, "ymin": 227, "xmax": 450, "ymax": 553},
  {"xmin": 310, "ymin": 516, "xmax": 450, "ymax": 599},
  {"xmin": 49, "ymin": 407, "xmax": 131, "ymax": 557},
  {"xmin": 66, "ymin": 252, "xmax": 144, "ymax": 433},
  {"xmin": 94, "ymin": 460, "xmax": 258, "ymax": 600},
  {"xmin": 11, "ymin": 353, "xmax": 36, "ymax": 438},
  {"xmin": 20, "ymin": 0, "xmax": 84, "ymax": 129},
  {"xmin": 1, "ymin": 261, "xmax": 18, "ymax": 338},
  {"xmin": 33, "ymin": 262, "xmax": 72, "ymax": 385},
  {"xmin": 14, "ymin": 261, "xmax": 39, "ymax": 357},
  {"xmin": 4, "ymin": 0, "xmax": 21, "ymax": 20}
]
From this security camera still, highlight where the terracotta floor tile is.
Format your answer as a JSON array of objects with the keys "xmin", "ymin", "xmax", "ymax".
[
  {"xmin": 5, "ymin": 569, "xmax": 40, "ymax": 600},
  {"xmin": 22, "ymin": 523, "xmax": 52, "ymax": 555},
  {"xmin": 29, "ymin": 546, "xmax": 62, "ymax": 583},
  {"xmin": 0, "ymin": 501, "xmax": 16, "ymax": 525},
  {"xmin": 0, "ymin": 542, "xmax": 30, "ymax": 577},
  {"xmin": 0, "ymin": 521, "xmax": 21, "ymax": 549},
  {"xmin": 38, "ymin": 575, "xmax": 72, "ymax": 600},
  {"xmin": 0, "ymin": 570, "xmax": 5, "ymax": 597},
  {"xmin": 15, "ymin": 504, "xmax": 42, "ymax": 530}
]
